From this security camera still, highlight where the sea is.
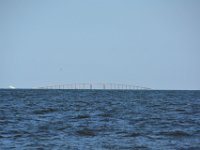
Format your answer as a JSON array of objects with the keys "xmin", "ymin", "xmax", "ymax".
[{"xmin": 0, "ymin": 89, "xmax": 200, "ymax": 150}]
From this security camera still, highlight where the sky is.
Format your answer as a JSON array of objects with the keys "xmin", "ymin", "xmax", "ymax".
[{"xmin": 0, "ymin": 0, "xmax": 200, "ymax": 90}]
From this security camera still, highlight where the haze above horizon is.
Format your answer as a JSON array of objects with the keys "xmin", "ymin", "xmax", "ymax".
[{"xmin": 1, "ymin": 0, "xmax": 200, "ymax": 90}]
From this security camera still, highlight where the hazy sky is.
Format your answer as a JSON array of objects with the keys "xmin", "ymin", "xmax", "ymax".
[{"xmin": 0, "ymin": 0, "xmax": 200, "ymax": 89}]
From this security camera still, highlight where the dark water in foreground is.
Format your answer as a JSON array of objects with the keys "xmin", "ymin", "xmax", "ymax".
[{"xmin": 0, "ymin": 90, "xmax": 200, "ymax": 150}]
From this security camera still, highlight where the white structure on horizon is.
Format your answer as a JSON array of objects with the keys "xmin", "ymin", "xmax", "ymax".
[
  {"xmin": 8, "ymin": 85, "xmax": 16, "ymax": 89},
  {"xmin": 35, "ymin": 83, "xmax": 151, "ymax": 90}
]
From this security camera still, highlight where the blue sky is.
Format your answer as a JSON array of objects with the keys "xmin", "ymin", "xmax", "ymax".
[{"xmin": 0, "ymin": 0, "xmax": 200, "ymax": 89}]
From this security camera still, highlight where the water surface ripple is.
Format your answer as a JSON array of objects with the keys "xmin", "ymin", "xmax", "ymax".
[{"xmin": 0, "ymin": 90, "xmax": 200, "ymax": 149}]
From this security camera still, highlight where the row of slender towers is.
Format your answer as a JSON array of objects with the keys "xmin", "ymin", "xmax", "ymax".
[{"xmin": 37, "ymin": 83, "xmax": 151, "ymax": 90}]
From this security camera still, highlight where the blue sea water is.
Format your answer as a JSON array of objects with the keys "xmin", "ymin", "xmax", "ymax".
[{"xmin": 0, "ymin": 89, "xmax": 200, "ymax": 150}]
